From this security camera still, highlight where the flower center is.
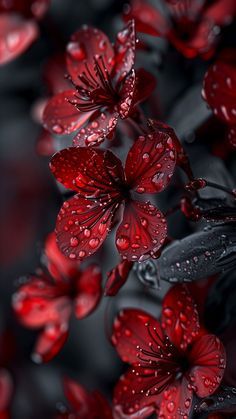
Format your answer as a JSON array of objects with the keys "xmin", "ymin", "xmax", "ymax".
[
  {"xmin": 68, "ymin": 55, "xmax": 120, "ymax": 112},
  {"xmin": 134, "ymin": 323, "xmax": 187, "ymax": 396}
]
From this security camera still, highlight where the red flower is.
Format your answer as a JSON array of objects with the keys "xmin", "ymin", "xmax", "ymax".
[
  {"xmin": 56, "ymin": 377, "xmax": 113, "ymax": 419},
  {"xmin": 112, "ymin": 284, "xmax": 226, "ymax": 418},
  {"xmin": 202, "ymin": 50, "xmax": 236, "ymax": 147},
  {"xmin": 12, "ymin": 233, "xmax": 102, "ymax": 363},
  {"xmin": 43, "ymin": 21, "xmax": 156, "ymax": 147},
  {"xmin": 49, "ymin": 128, "xmax": 177, "ymax": 262},
  {"xmin": 0, "ymin": 0, "xmax": 50, "ymax": 65},
  {"xmin": 124, "ymin": 0, "xmax": 236, "ymax": 59}
]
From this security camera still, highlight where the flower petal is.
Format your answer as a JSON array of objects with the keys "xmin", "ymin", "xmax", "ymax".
[
  {"xmin": 123, "ymin": 0, "xmax": 169, "ymax": 37},
  {"xmin": 203, "ymin": 56, "xmax": 236, "ymax": 126},
  {"xmin": 159, "ymin": 378, "xmax": 193, "ymax": 419},
  {"xmin": 74, "ymin": 264, "xmax": 102, "ymax": 319},
  {"xmin": 43, "ymin": 90, "xmax": 92, "ymax": 135},
  {"xmin": 125, "ymin": 131, "xmax": 176, "ymax": 194},
  {"xmin": 50, "ymin": 146, "xmax": 124, "ymax": 197},
  {"xmin": 132, "ymin": 68, "xmax": 156, "ymax": 107},
  {"xmin": 104, "ymin": 260, "xmax": 133, "ymax": 296},
  {"xmin": 32, "ymin": 321, "xmax": 69, "ymax": 363},
  {"xmin": 113, "ymin": 20, "xmax": 136, "ymax": 83},
  {"xmin": 66, "ymin": 26, "xmax": 114, "ymax": 84},
  {"xmin": 116, "ymin": 200, "xmax": 167, "ymax": 261},
  {"xmin": 63, "ymin": 377, "xmax": 91, "ymax": 413},
  {"xmin": 113, "ymin": 368, "xmax": 161, "ymax": 418},
  {"xmin": 56, "ymin": 195, "xmax": 120, "ymax": 261},
  {"xmin": 0, "ymin": 14, "xmax": 38, "ymax": 65},
  {"xmin": 12, "ymin": 278, "xmax": 71, "ymax": 328},
  {"xmin": 112, "ymin": 308, "xmax": 164, "ymax": 364},
  {"xmin": 72, "ymin": 110, "xmax": 119, "ymax": 147},
  {"xmin": 188, "ymin": 334, "xmax": 226, "ymax": 397},
  {"xmin": 45, "ymin": 232, "xmax": 79, "ymax": 282},
  {"xmin": 117, "ymin": 69, "xmax": 136, "ymax": 118},
  {"xmin": 161, "ymin": 284, "xmax": 200, "ymax": 351}
]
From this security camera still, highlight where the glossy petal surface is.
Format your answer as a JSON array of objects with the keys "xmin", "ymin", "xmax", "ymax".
[
  {"xmin": 161, "ymin": 284, "xmax": 200, "ymax": 351},
  {"xmin": 188, "ymin": 334, "xmax": 226, "ymax": 397},
  {"xmin": 116, "ymin": 200, "xmax": 167, "ymax": 261},
  {"xmin": 56, "ymin": 195, "xmax": 120, "ymax": 261},
  {"xmin": 43, "ymin": 89, "xmax": 92, "ymax": 135},
  {"xmin": 125, "ymin": 131, "xmax": 176, "ymax": 194}
]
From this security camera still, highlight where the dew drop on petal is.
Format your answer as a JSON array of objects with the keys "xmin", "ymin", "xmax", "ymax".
[
  {"xmin": 88, "ymin": 238, "xmax": 100, "ymax": 249},
  {"xmin": 67, "ymin": 41, "xmax": 86, "ymax": 60},
  {"xmin": 116, "ymin": 236, "xmax": 130, "ymax": 250}
]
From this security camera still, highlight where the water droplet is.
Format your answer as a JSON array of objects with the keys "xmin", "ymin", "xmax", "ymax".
[
  {"xmin": 52, "ymin": 124, "xmax": 63, "ymax": 134},
  {"xmin": 142, "ymin": 152, "xmax": 150, "ymax": 161},
  {"xmin": 88, "ymin": 238, "xmax": 100, "ymax": 249},
  {"xmin": 67, "ymin": 41, "xmax": 86, "ymax": 60},
  {"xmin": 116, "ymin": 236, "xmax": 130, "ymax": 250},
  {"xmin": 70, "ymin": 237, "xmax": 78, "ymax": 247}
]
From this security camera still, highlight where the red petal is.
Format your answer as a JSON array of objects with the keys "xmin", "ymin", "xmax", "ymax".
[
  {"xmin": 113, "ymin": 20, "xmax": 136, "ymax": 83},
  {"xmin": 112, "ymin": 308, "xmax": 164, "ymax": 364},
  {"xmin": 36, "ymin": 129, "xmax": 56, "ymax": 157},
  {"xmin": 50, "ymin": 146, "xmax": 124, "ymax": 197},
  {"xmin": 13, "ymin": 277, "xmax": 71, "ymax": 328},
  {"xmin": 45, "ymin": 232, "xmax": 79, "ymax": 282},
  {"xmin": 32, "ymin": 321, "xmax": 69, "ymax": 363},
  {"xmin": 0, "ymin": 14, "xmax": 38, "ymax": 65},
  {"xmin": 116, "ymin": 200, "xmax": 167, "ymax": 261},
  {"xmin": 56, "ymin": 195, "xmax": 120, "ymax": 261},
  {"xmin": 188, "ymin": 334, "xmax": 226, "ymax": 397},
  {"xmin": 161, "ymin": 284, "xmax": 200, "ymax": 351},
  {"xmin": 117, "ymin": 69, "xmax": 136, "ymax": 118},
  {"xmin": 132, "ymin": 68, "xmax": 156, "ymax": 107},
  {"xmin": 66, "ymin": 26, "xmax": 114, "ymax": 84},
  {"xmin": 123, "ymin": 0, "xmax": 169, "ymax": 37},
  {"xmin": 203, "ymin": 57, "xmax": 236, "ymax": 126},
  {"xmin": 63, "ymin": 377, "xmax": 91, "ymax": 413},
  {"xmin": 0, "ymin": 370, "xmax": 13, "ymax": 413},
  {"xmin": 104, "ymin": 260, "xmax": 133, "ymax": 296},
  {"xmin": 159, "ymin": 378, "xmax": 193, "ymax": 419},
  {"xmin": 74, "ymin": 264, "xmax": 102, "ymax": 319},
  {"xmin": 113, "ymin": 368, "xmax": 161, "ymax": 418},
  {"xmin": 72, "ymin": 110, "xmax": 119, "ymax": 147},
  {"xmin": 125, "ymin": 131, "xmax": 176, "ymax": 194},
  {"xmin": 43, "ymin": 90, "xmax": 92, "ymax": 135}
]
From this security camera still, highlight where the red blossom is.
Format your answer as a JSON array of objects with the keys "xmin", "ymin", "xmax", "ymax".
[
  {"xmin": 12, "ymin": 233, "xmax": 102, "ymax": 363},
  {"xmin": 124, "ymin": 0, "xmax": 236, "ymax": 59},
  {"xmin": 49, "ymin": 128, "xmax": 177, "ymax": 262},
  {"xmin": 202, "ymin": 50, "xmax": 236, "ymax": 147},
  {"xmin": 43, "ymin": 21, "xmax": 156, "ymax": 146},
  {"xmin": 0, "ymin": 0, "xmax": 50, "ymax": 65},
  {"xmin": 56, "ymin": 377, "xmax": 113, "ymax": 419},
  {"xmin": 112, "ymin": 284, "xmax": 226, "ymax": 418}
]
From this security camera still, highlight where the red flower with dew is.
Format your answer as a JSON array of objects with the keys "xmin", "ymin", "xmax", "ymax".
[
  {"xmin": 0, "ymin": 0, "xmax": 50, "ymax": 65},
  {"xmin": 112, "ymin": 284, "xmax": 226, "ymax": 418},
  {"xmin": 202, "ymin": 49, "xmax": 236, "ymax": 147},
  {"xmin": 56, "ymin": 377, "xmax": 113, "ymax": 419},
  {"xmin": 12, "ymin": 233, "xmax": 102, "ymax": 363},
  {"xmin": 43, "ymin": 20, "xmax": 156, "ymax": 147},
  {"xmin": 49, "ymin": 128, "xmax": 177, "ymax": 262},
  {"xmin": 124, "ymin": 0, "xmax": 236, "ymax": 59},
  {"xmin": 0, "ymin": 369, "xmax": 13, "ymax": 419}
]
